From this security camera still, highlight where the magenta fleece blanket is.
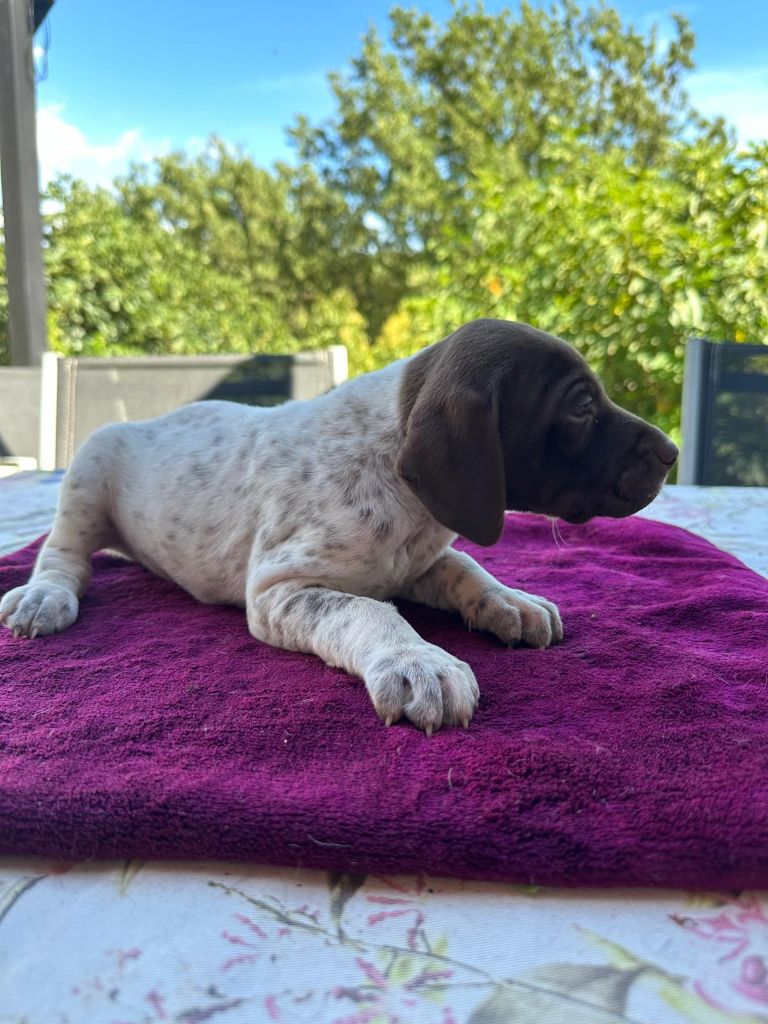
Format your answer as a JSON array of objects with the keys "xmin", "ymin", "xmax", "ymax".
[{"xmin": 1, "ymin": 515, "xmax": 767, "ymax": 889}]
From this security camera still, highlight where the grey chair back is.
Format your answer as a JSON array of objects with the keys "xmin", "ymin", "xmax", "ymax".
[{"xmin": 32, "ymin": 347, "xmax": 347, "ymax": 470}]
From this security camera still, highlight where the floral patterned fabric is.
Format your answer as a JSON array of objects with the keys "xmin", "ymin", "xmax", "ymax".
[{"xmin": 1, "ymin": 474, "xmax": 768, "ymax": 1024}]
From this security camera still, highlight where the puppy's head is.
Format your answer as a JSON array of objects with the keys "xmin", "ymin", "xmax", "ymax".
[{"xmin": 396, "ymin": 319, "xmax": 678, "ymax": 546}]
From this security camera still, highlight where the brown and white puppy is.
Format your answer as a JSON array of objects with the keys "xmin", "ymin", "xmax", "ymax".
[{"xmin": 0, "ymin": 319, "xmax": 677, "ymax": 732}]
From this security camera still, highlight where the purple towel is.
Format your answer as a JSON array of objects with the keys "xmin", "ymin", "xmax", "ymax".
[{"xmin": 1, "ymin": 515, "xmax": 767, "ymax": 889}]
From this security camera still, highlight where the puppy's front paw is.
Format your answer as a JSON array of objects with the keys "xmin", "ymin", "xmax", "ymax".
[
  {"xmin": 468, "ymin": 587, "xmax": 562, "ymax": 649},
  {"xmin": 364, "ymin": 643, "xmax": 479, "ymax": 734},
  {"xmin": 0, "ymin": 583, "xmax": 79, "ymax": 638}
]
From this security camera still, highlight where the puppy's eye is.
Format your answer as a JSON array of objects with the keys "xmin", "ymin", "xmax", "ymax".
[{"xmin": 571, "ymin": 395, "xmax": 594, "ymax": 418}]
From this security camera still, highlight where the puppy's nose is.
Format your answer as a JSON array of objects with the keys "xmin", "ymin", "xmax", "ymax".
[{"xmin": 653, "ymin": 437, "xmax": 678, "ymax": 467}]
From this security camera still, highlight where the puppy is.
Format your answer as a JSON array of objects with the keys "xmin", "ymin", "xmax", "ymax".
[{"xmin": 0, "ymin": 320, "xmax": 677, "ymax": 732}]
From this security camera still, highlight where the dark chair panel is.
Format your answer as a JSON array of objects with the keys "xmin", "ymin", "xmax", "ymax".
[{"xmin": 680, "ymin": 339, "xmax": 768, "ymax": 486}]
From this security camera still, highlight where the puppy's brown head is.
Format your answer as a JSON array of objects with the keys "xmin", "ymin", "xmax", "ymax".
[{"xmin": 396, "ymin": 319, "xmax": 678, "ymax": 546}]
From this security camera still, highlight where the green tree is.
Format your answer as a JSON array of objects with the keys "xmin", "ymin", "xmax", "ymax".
[
  {"xmin": 42, "ymin": 141, "xmax": 367, "ymax": 359},
  {"xmin": 288, "ymin": 1, "xmax": 765, "ymax": 434},
  {"xmin": 370, "ymin": 138, "xmax": 768, "ymax": 438},
  {"xmin": 292, "ymin": 0, "xmax": 703, "ymax": 263}
]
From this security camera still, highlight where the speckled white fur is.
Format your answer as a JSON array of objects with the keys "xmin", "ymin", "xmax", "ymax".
[{"xmin": 0, "ymin": 359, "xmax": 561, "ymax": 732}]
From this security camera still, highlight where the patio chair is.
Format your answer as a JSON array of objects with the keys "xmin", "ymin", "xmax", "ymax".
[
  {"xmin": 679, "ymin": 338, "xmax": 768, "ymax": 485},
  {"xmin": 36, "ymin": 347, "xmax": 348, "ymax": 470}
]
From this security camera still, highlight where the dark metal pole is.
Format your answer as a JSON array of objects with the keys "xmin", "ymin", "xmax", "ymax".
[{"xmin": 0, "ymin": 0, "xmax": 49, "ymax": 366}]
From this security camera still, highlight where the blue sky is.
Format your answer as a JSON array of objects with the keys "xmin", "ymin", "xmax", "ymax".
[{"xmin": 33, "ymin": 0, "xmax": 768, "ymax": 187}]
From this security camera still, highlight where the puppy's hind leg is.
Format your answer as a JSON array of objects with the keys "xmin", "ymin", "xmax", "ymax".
[{"xmin": 0, "ymin": 433, "xmax": 121, "ymax": 638}]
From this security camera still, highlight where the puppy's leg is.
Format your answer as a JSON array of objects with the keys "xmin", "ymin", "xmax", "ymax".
[
  {"xmin": 0, "ymin": 435, "xmax": 119, "ymax": 638},
  {"xmin": 400, "ymin": 549, "xmax": 563, "ymax": 649},
  {"xmin": 247, "ymin": 581, "xmax": 479, "ymax": 733}
]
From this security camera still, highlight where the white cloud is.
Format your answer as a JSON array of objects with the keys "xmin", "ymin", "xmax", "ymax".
[
  {"xmin": 246, "ymin": 70, "xmax": 329, "ymax": 95},
  {"xmin": 687, "ymin": 64, "xmax": 768, "ymax": 145},
  {"xmin": 35, "ymin": 104, "xmax": 171, "ymax": 188}
]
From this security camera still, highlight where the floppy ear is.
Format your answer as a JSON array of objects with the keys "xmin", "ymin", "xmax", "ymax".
[{"xmin": 396, "ymin": 388, "xmax": 506, "ymax": 546}]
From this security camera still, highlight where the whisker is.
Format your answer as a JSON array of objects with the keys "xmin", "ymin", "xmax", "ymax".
[
  {"xmin": 548, "ymin": 516, "xmax": 562, "ymax": 548},
  {"xmin": 548, "ymin": 516, "xmax": 567, "ymax": 547}
]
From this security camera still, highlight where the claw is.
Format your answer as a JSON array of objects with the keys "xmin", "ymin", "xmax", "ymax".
[
  {"xmin": 30, "ymin": 627, "xmax": 40, "ymax": 640},
  {"xmin": 13, "ymin": 627, "xmax": 21, "ymax": 638},
  {"xmin": 384, "ymin": 715, "xmax": 393, "ymax": 727},
  {"xmin": 425, "ymin": 724, "xmax": 433, "ymax": 738},
  {"xmin": 462, "ymin": 718, "xmax": 470, "ymax": 729}
]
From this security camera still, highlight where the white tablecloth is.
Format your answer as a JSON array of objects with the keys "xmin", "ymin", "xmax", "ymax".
[{"xmin": 1, "ymin": 476, "xmax": 767, "ymax": 1024}]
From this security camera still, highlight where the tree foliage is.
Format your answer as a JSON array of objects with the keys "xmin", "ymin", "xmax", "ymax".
[
  {"xmin": 293, "ymin": 0, "xmax": 701, "ymax": 254},
  {"xmin": 369, "ymin": 136, "xmax": 768, "ymax": 436},
  {"xmin": 1, "ymin": 1, "xmax": 766, "ymax": 441},
  {"xmin": 41, "ymin": 143, "xmax": 367, "ymax": 358}
]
